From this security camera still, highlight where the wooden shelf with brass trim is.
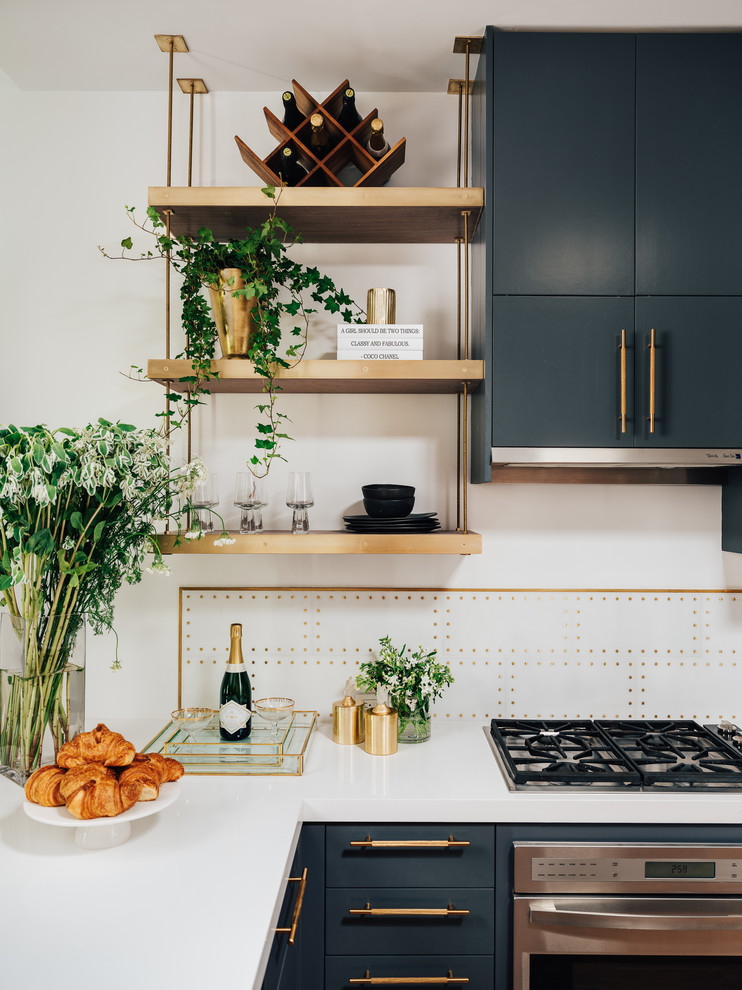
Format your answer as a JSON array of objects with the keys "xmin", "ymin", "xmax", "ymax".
[
  {"xmin": 147, "ymin": 186, "xmax": 483, "ymax": 243},
  {"xmin": 147, "ymin": 358, "xmax": 484, "ymax": 394},
  {"xmin": 156, "ymin": 531, "xmax": 482, "ymax": 556}
]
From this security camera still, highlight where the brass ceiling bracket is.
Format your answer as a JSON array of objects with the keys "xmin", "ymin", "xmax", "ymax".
[
  {"xmin": 453, "ymin": 36, "xmax": 484, "ymax": 54},
  {"xmin": 154, "ymin": 34, "xmax": 189, "ymax": 53}
]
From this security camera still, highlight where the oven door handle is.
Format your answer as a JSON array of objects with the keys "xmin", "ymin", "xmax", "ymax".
[{"xmin": 530, "ymin": 898, "xmax": 742, "ymax": 931}]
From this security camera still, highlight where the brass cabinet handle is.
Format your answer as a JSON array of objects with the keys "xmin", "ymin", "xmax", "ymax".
[
  {"xmin": 349, "ymin": 971, "xmax": 469, "ymax": 985},
  {"xmin": 349, "ymin": 901, "xmax": 469, "ymax": 917},
  {"xmin": 618, "ymin": 328, "xmax": 627, "ymax": 434},
  {"xmin": 350, "ymin": 835, "xmax": 470, "ymax": 849},
  {"xmin": 275, "ymin": 867, "xmax": 308, "ymax": 945},
  {"xmin": 647, "ymin": 327, "xmax": 656, "ymax": 434}
]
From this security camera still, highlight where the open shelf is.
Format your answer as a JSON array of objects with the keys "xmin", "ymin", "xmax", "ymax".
[
  {"xmin": 147, "ymin": 358, "xmax": 484, "ymax": 394},
  {"xmin": 156, "ymin": 531, "xmax": 482, "ymax": 556},
  {"xmin": 147, "ymin": 186, "xmax": 483, "ymax": 243}
]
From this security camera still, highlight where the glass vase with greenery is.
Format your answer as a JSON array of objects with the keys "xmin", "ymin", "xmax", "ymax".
[
  {"xmin": 0, "ymin": 419, "xmax": 210, "ymax": 783},
  {"xmin": 356, "ymin": 635, "xmax": 454, "ymax": 744}
]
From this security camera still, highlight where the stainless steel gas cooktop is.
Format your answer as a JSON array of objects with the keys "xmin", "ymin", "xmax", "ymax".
[{"xmin": 488, "ymin": 718, "xmax": 742, "ymax": 791}]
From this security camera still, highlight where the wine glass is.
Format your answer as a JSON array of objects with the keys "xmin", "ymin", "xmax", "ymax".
[
  {"xmin": 254, "ymin": 697, "xmax": 295, "ymax": 742},
  {"xmin": 190, "ymin": 475, "xmax": 219, "ymax": 532},
  {"xmin": 170, "ymin": 707, "xmax": 216, "ymax": 743},
  {"xmin": 234, "ymin": 472, "xmax": 267, "ymax": 535},
  {"xmin": 286, "ymin": 472, "xmax": 313, "ymax": 534}
]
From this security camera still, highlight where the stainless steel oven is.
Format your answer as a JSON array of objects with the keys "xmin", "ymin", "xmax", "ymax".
[{"xmin": 513, "ymin": 842, "xmax": 742, "ymax": 990}]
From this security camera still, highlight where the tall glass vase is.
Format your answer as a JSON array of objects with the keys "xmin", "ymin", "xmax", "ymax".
[
  {"xmin": 397, "ymin": 700, "xmax": 432, "ymax": 744},
  {"xmin": 0, "ymin": 612, "xmax": 86, "ymax": 786}
]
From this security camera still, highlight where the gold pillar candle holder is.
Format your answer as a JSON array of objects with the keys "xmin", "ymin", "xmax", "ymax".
[
  {"xmin": 207, "ymin": 268, "xmax": 260, "ymax": 358},
  {"xmin": 364, "ymin": 701, "xmax": 398, "ymax": 756},
  {"xmin": 333, "ymin": 693, "xmax": 365, "ymax": 745},
  {"xmin": 366, "ymin": 288, "xmax": 396, "ymax": 325}
]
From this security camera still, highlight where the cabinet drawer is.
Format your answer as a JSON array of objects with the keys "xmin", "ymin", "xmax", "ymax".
[
  {"xmin": 325, "ymin": 887, "xmax": 494, "ymax": 956},
  {"xmin": 326, "ymin": 954, "xmax": 495, "ymax": 989},
  {"xmin": 326, "ymin": 825, "xmax": 494, "ymax": 888}
]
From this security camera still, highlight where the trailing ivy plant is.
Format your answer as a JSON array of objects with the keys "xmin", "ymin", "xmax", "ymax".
[{"xmin": 100, "ymin": 187, "xmax": 364, "ymax": 477}]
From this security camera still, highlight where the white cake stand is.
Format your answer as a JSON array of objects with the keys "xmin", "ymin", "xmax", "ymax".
[{"xmin": 24, "ymin": 782, "xmax": 180, "ymax": 849}]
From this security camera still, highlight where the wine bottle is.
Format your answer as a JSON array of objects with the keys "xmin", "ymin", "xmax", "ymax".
[
  {"xmin": 281, "ymin": 90, "xmax": 304, "ymax": 130},
  {"xmin": 309, "ymin": 113, "xmax": 333, "ymax": 155},
  {"xmin": 219, "ymin": 623, "xmax": 252, "ymax": 740},
  {"xmin": 337, "ymin": 86, "xmax": 361, "ymax": 131},
  {"xmin": 366, "ymin": 118, "xmax": 390, "ymax": 160},
  {"xmin": 277, "ymin": 146, "xmax": 307, "ymax": 187}
]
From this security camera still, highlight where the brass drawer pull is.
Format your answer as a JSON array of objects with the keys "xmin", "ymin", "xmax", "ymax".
[
  {"xmin": 647, "ymin": 327, "xmax": 656, "ymax": 434},
  {"xmin": 274, "ymin": 867, "xmax": 308, "ymax": 945},
  {"xmin": 349, "ymin": 901, "xmax": 469, "ymax": 918},
  {"xmin": 618, "ymin": 328, "xmax": 627, "ymax": 434},
  {"xmin": 349, "ymin": 970, "xmax": 469, "ymax": 985},
  {"xmin": 350, "ymin": 835, "xmax": 470, "ymax": 849}
]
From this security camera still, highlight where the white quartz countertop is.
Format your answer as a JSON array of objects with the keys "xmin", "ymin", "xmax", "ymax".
[{"xmin": 3, "ymin": 718, "xmax": 742, "ymax": 989}]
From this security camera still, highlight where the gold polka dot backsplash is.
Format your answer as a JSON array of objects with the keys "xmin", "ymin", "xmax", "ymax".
[{"xmin": 178, "ymin": 588, "xmax": 741, "ymax": 720}]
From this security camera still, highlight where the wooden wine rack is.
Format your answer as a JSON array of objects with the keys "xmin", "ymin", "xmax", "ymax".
[{"xmin": 234, "ymin": 78, "xmax": 406, "ymax": 188}]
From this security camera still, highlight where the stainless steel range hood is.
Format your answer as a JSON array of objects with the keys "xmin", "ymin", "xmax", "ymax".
[{"xmin": 491, "ymin": 448, "xmax": 742, "ymax": 468}]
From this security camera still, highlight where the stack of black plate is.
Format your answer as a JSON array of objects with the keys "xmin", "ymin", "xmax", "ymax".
[{"xmin": 343, "ymin": 512, "xmax": 441, "ymax": 534}]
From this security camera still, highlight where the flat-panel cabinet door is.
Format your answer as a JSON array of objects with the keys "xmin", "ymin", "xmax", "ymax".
[
  {"xmin": 636, "ymin": 33, "xmax": 742, "ymax": 295},
  {"xmin": 491, "ymin": 31, "xmax": 635, "ymax": 295},
  {"xmin": 492, "ymin": 297, "xmax": 635, "ymax": 447},
  {"xmin": 635, "ymin": 297, "xmax": 742, "ymax": 447}
]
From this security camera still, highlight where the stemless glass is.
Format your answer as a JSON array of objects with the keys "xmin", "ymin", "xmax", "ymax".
[
  {"xmin": 234, "ymin": 472, "xmax": 267, "ymax": 535},
  {"xmin": 190, "ymin": 475, "xmax": 219, "ymax": 532},
  {"xmin": 286, "ymin": 472, "xmax": 313, "ymax": 534}
]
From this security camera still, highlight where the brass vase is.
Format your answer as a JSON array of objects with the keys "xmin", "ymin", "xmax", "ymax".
[{"xmin": 207, "ymin": 268, "xmax": 260, "ymax": 358}]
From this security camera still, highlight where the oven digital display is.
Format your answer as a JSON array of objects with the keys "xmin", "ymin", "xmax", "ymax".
[{"xmin": 644, "ymin": 861, "xmax": 715, "ymax": 879}]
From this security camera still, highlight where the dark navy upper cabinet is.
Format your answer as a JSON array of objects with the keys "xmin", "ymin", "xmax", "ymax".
[
  {"xmin": 471, "ymin": 28, "xmax": 742, "ymax": 482},
  {"xmin": 636, "ymin": 34, "xmax": 742, "ymax": 295},
  {"xmin": 492, "ymin": 32, "xmax": 635, "ymax": 296},
  {"xmin": 492, "ymin": 296, "xmax": 635, "ymax": 447}
]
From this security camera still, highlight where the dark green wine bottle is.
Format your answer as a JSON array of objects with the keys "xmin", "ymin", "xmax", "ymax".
[
  {"xmin": 309, "ymin": 113, "xmax": 334, "ymax": 156},
  {"xmin": 219, "ymin": 623, "xmax": 252, "ymax": 740},
  {"xmin": 366, "ymin": 118, "xmax": 390, "ymax": 160},
  {"xmin": 281, "ymin": 90, "xmax": 304, "ymax": 130},
  {"xmin": 337, "ymin": 86, "xmax": 361, "ymax": 131},
  {"xmin": 278, "ymin": 146, "xmax": 307, "ymax": 187}
]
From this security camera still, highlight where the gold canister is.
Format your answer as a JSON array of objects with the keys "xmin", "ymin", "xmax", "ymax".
[
  {"xmin": 366, "ymin": 288, "xmax": 396, "ymax": 325},
  {"xmin": 333, "ymin": 693, "xmax": 365, "ymax": 745},
  {"xmin": 364, "ymin": 701, "xmax": 398, "ymax": 756}
]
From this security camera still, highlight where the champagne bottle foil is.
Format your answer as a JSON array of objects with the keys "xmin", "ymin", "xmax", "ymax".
[{"xmin": 366, "ymin": 288, "xmax": 396, "ymax": 325}]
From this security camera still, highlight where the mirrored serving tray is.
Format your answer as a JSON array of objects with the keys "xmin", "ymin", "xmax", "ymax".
[{"xmin": 142, "ymin": 710, "xmax": 318, "ymax": 775}]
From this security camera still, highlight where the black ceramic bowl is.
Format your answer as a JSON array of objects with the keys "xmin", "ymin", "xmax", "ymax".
[
  {"xmin": 363, "ymin": 495, "xmax": 415, "ymax": 518},
  {"xmin": 361, "ymin": 484, "xmax": 415, "ymax": 500}
]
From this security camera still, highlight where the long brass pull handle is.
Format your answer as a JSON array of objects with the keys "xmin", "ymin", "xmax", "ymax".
[
  {"xmin": 349, "ymin": 901, "xmax": 469, "ymax": 917},
  {"xmin": 349, "ymin": 971, "xmax": 469, "ymax": 985},
  {"xmin": 350, "ymin": 835, "xmax": 470, "ymax": 849},
  {"xmin": 275, "ymin": 867, "xmax": 308, "ymax": 945},
  {"xmin": 647, "ymin": 327, "xmax": 656, "ymax": 434},
  {"xmin": 618, "ymin": 328, "xmax": 627, "ymax": 434}
]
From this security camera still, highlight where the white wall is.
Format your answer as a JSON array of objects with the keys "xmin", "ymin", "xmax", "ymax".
[{"xmin": 2, "ymin": 70, "xmax": 742, "ymax": 722}]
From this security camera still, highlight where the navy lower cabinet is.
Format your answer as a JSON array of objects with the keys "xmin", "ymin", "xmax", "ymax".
[{"xmin": 324, "ymin": 824, "xmax": 495, "ymax": 989}]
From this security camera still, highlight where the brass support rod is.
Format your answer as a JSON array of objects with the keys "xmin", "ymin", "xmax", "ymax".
[
  {"xmin": 187, "ymin": 81, "xmax": 195, "ymax": 186},
  {"xmin": 463, "ymin": 40, "xmax": 470, "ymax": 188},
  {"xmin": 463, "ymin": 382, "xmax": 468, "ymax": 533},
  {"xmin": 456, "ymin": 82, "xmax": 463, "ymax": 187},
  {"xmin": 455, "ymin": 236, "xmax": 463, "ymax": 532},
  {"xmin": 461, "ymin": 210, "xmax": 471, "ymax": 534},
  {"xmin": 167, "ymin": 38, "xmax": 174, "ymax": 186},
  {"xmin": 462, "ymin": 212, "xmax": 470, "ymax": 360}
]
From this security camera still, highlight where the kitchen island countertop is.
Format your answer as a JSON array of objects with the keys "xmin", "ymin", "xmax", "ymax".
[{"xmin": 2, "ymin": 717, "xmax": 742, "ymax": 989}]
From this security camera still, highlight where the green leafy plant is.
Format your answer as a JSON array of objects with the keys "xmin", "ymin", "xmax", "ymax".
[
  {"xmin": 356, "ymin": 635, "xmax": 454, "ymax": 740},
  {"xmin": 0, "ymin": 420, "xmax": 226, "ymax": 780},
  {"xmin": 101, "ymin": 187, "xmax": 364, "ymax": 477}
]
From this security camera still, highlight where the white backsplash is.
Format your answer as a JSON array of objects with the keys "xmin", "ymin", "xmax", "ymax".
[{"xmin": 179, "ymin": 587, "xmax": 742, "ymax": 723}]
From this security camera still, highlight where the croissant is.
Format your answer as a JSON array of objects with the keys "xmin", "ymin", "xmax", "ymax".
[
  {"xmin": 24, "ymin": 764, "xmax": 67, "ymax": 807},
  {"xmin": 60, "ymin": 763, "xmax": 142, "ymax": 820},
  {"xmin": 118, "ymin": 761, "xmax": 160, "ymax": 802},
  {"xmin": 140, "ymin": 752, "xmax": 185, "ymax": 783},
  {"xmin": 57, "ymin": 723, "xmax": 136, "ymax": 769}
]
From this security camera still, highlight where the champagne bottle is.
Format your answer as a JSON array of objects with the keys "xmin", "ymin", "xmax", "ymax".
[
  {"xmin": 277, "ymin": 146, "xmax": 307, "ymax": 187},
  {"xmin": 281, "ymin": 90, "xmax": 304, "ymax": 130},
  {"xmin": 366, "ymin": 118, "xmax": 390, "ymax": 160},
  {"xmin": 309, "ymin": 113, "xmax": 333, "ymax": 155},
  {"xmin": 219, "ymin": 623, "xmax": 252, "ymax": 740},
  {"xmin": 337, "ymin": 86, "xmax": 361, "ymax": 131}
]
